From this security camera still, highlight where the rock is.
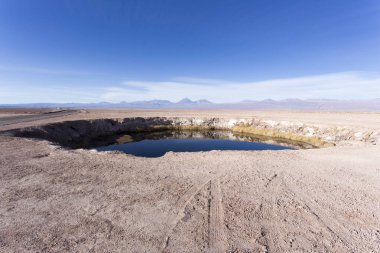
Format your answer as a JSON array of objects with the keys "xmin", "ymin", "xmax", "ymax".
[
  {"xmin": 304, "ymin": 127, "xmax": 315, "ymax": 137},
  {"xmin": 325, "ymin": 136, "xmax": 336, "ymax": 142},
  {"xmin": 354, "ymin": 132, "xmax": 364, "ymax": 141}
]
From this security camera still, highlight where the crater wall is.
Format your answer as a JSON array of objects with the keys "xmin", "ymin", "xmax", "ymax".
[{"xmin": 3, "ymin": 117, "xmax": 379, "ymax": 148}]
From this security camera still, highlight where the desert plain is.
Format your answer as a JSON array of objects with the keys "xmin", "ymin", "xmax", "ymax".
[{"xmin": 0, "ymin": 109, "xmax": 379, "ymax": 252}]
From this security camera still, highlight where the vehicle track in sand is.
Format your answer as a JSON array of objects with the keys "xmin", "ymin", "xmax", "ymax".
[
  {"xmin": 161, "ymin": 178, "xmax": 213, "ymax": 252},
  {"xmin": 162, "ymin": 163, "xmax": 377, "ymax": 252},
  {"xmin": 208, "ymin": 178, "xmax": 227, "ymax": 253},
  {"xmin": 258, "ymin": 171, "xmax": 349, "ymax": 252},
  {"xmin": 282, "ymin": 175, "xmax": 367, "ymax": 252},
  {"xmin": 161, "ymin": 175, "xmax": 229, "ymax": 253},
  {"xmin": 257, "ymin": 172, "xmax": 282, "ymax": 253}
]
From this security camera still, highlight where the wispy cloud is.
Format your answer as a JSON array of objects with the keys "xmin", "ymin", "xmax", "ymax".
[
  {"xmin": 171, "ymin": 77, "xmax": 228, "ymax": 85},
  {"xmin": 121, "ymin": 81, "xmax": 149, "ymax": 92},
  {"xmin": 101, "ymin": 71, "xmax": 380, "ymax": 102},
  {"xmin": 0, "ymin": 82, "xmax": 104, "ymax": 103},
  {"xmin": 2, "ymin": 71, "xmax": 379, "ymax": 103},
  {"xmin": 0, "ymin": 65, "xmax": 95, "ymax": 75}
]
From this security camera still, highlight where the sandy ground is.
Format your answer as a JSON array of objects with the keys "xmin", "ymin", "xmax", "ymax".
[
  {"xmin": 0, "ymin": 110, "xmax": 77, "ymax": 127},
  {"xmin": 0, "ymin": 114, "xmax": 30, "ymax": 118},
  {"xmin": 1, "ymin": 109, "xmax": 380, "ymax": 131},
  {"xmin": 0, "ymin": 109, "xmax": 380, "ymax": 252},
  {"xmin": 0, "ymin": 108, "xmax": 63, "ymax": 115}
]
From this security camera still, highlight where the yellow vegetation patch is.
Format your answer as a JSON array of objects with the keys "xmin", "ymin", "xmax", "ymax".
[
  {"xmin": 138, "ymin": 124, "xmax": 334, "ymax": 148},
  {"xmin": 232, "ymin": 126, "xmax": 334, "ymax": 148}
]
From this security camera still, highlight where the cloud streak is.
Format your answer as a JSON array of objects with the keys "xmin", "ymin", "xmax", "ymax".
[
  {"xmin": 101, "ymin": 71, "xmax": 380, "ymax": 102},
  {"xmin": 0, "ymin": 83, "xmax": 104, "ymax": 103},
  {"xmin": 0, "ymin": 65, "xmax": 95, "ymax": 75},
  {"xmin": 2, "ymin": 71, "xmax": 379, "ymax": 103}
]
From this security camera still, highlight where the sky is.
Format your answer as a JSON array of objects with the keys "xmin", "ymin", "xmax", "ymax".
[{"xmin": 0, "ymin": 0, "xmax": 380, "ymax": 103}]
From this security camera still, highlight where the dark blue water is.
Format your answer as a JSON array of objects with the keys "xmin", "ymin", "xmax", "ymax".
[{"xmin": 96, "ymin": 138, "xmax": 292, "ymax": 157}]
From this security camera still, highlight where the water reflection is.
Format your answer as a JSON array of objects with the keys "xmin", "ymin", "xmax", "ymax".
[{"xmin": 82, "ymin": 130, "xmax": 313, "ymax": 157}]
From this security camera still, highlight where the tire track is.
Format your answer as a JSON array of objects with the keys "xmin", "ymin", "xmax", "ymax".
[
  {"xmin": 264, "ymin": 173, "xmax": 278, "ymax": 188},
  {"xmin": 257, "ymin": 172, "xmax": 283, "ymax": 252},
  {"xmin": 282, "ymin": 177, "xmax": 356, "ymax": 251},
  {"xmin": 161, "ymin": 178, "xmax": 212, "ymax": 252},
  {"xmin": 208, "ymin": 178, "xmax": 228, "ymax": 253}
]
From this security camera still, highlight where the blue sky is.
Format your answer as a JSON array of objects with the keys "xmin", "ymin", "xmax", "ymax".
[{"xmin": 0, "ymin": 0, "xmax": 379, "ymax": 103}]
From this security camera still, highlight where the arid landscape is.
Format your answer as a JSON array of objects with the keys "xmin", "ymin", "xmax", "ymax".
[
  {"xmin": 1, "ymin": 109, "xmax": 379, "ymax": 252},
  {"xmin": 2, "ymin": 1, "xmax": 380, "ymax": 252}
]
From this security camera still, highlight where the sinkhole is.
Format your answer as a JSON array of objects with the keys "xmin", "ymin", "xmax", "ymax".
[
  {"xmin": 6, "ymin": 117, "xmax": 320, "ymax": 158},
  {"xmin": 85, "ymin": 130, "xmax": 309, "ymax": 157}
]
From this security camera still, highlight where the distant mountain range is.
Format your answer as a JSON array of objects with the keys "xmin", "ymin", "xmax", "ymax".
[{"xmin": 1, "ymin": 98, "xmax": 380, "ymax": 111}]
